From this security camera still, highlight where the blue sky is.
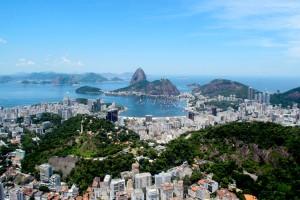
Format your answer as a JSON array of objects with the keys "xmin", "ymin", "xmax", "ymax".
[{"xmin": 0, "ymin": 0, "xmax": 300, "ymax": 76}]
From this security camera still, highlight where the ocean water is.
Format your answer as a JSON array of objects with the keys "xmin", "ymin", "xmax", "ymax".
[{"xmin": 1, "ymin": 76, "xmax": 300, "ymax": 117}]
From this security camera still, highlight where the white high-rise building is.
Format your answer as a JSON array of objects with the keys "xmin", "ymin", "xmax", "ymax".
[
  {"xmin": 0, "ymin": 183, "xmax": 5, "ymax": 200},
  {"xmin": 248, "ymin": 87, "xmax": 254, "ymax": 100},
  {"xmin": 146, "ymin": 187, "xmax": 159, "ymax": 200},
  {"xmin": 9, "ymin": 187, "xmax": 24, "ymax": 200},
  {"xmin": 110, "ymin": 179, "xmax": 126, "ymax": 200},
  {"xmin": 258, "ymin": 93, "xmax": 262, "ymax": 103},
  {"xmin": 104, "ymin": 174, "xmax": 112, "ymax": 187},
  {"xmin": 39, "ymin": 163, "xmax": 52, "ymax": 182},
  {"xmin": 135, "ymin": 173, "xmax": 152, "ymax": 189},
  {"xmin": 207, "ymin": 180, "xmax": 218, "ymax": 193},
  {"xmin": 154, "ymin": 172, "xmax": 171, "ymax": 188},
  {"xmin": 173, "ymin": 180, "xmax": 184, "ymax": 199},
  {"xmin": 50, "ymin": 174, "xmax": 61, "ymax": 187},
  {"xmin": 262, "ymin": 92, "xmax": 266, "ymax": 104},
  {"xmin": 266, "ymin": 93, "xmax": 270, "ymax": 105},
  {"xmin": 131, "ymin": 189, "xmax": 144, "ymax": 200},
  {"xmin": 160, "ymin": 183, "xmax": 173, "ymax": 200}
]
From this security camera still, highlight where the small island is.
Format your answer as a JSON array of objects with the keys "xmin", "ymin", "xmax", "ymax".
[
  {"xmin": 75, "ymin": 86, "xmax": 103, "ymax": 95},
  {"xmin": 21, "ymin": 80, "xmax": 52, "ymax": 85},
  {"xmin": 187, "ymin": 83, "xmax": 201, "ymax": 89},
  {"xmin": 110, "ymin": 77, "xmax": 124, "ymax": 82},
  {"xmin": 21, "ymin": 80, "xmax": 39, "ymax": 85},
  {"xmin": 40, "ymin": 80, "xmax": 52, "ymax": 85}
]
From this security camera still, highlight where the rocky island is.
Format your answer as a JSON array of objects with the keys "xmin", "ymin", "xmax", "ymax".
[
  {"xmin": 75, "ymin": 86, "xmax": 103, "ymax": 94},
  {"xmin": 112, "ymin": 68, "xmax": 180, "ymax": 96}
]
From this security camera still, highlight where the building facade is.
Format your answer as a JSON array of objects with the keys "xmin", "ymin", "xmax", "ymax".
[
  {"xmin": 39, "ymin": 163, "xmax": 52, "ymax": 182},
  {"xmin": 135, "ymin": 173, "xmax": 152, "ymax": 189},
  {"xmin": 110, "ymin": 179, "xmax": 126, "ymax": 200}
]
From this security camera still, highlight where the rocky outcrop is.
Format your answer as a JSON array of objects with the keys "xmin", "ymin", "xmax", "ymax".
[
  {"xmin": 193, "ymin": 79, "xmax": 258, "ymax": 99},
  {"xmin": 48, "ymin": 156, "xmax": 78, "ymax": 178},
  {"xmin": 116, "ymin": 68, "xmax": 180, "ymax": 96},
  {"xmin": 130, "ymin": 68, "xmax": 147, "ymax": 85},
  {"xmin": 143, "ymin": 79, "xmax": 180, "ymax": 96}
]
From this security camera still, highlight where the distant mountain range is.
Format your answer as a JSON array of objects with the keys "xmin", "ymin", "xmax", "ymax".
[
  {"xmin": 2, "ymin": 71, "xmax": 300, "ymax": 106},
  {"xmin": 0, "ymin": 76, "xmax": 13, "ymax": 83},
  {"xmin": 0, "ymin": 72, "xmax": 129, "ymax": 85},
  {"xmin": 192, "ymin": 79, "xmax": 259, "ymax": 99},
  {"xmin": 115, "ymin": 68, "xmax": 180, "ymax": 96}
]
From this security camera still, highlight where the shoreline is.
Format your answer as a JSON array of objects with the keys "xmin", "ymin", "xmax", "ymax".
[
  {"xmin": 119, "ymin": 115, "xmax": 186, "ymax": 119},
  {"xmin": 118, "ymin": 106, "xmax": 128, "ymax": 114},
  {"xmin": 104, "ymin": 91, "xmax": 190, "ymax": 100}
]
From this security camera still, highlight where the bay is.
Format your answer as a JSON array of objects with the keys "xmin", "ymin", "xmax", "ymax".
[{"xmin": 1, "ymin": 75, "xmax": 300, "ymax": 117}]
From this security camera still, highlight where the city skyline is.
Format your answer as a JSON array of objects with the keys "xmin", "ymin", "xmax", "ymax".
[{"xmin": 1, "ymin": 0, "xmax": 300, "ymax": 76}]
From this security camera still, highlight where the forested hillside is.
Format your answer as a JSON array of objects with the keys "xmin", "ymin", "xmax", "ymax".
[
  {"xmin": 21, "ymin": 115, "xmax": 139, "ymax": 175},
  {"xmin": 139, "ymin": 122, "xmax": 300, "ymax": 199}
]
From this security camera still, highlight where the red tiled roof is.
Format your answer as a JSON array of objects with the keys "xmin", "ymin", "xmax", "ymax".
[{"xmin": 244, "ymin": 194, "xmax": 258, "ymax": 200}]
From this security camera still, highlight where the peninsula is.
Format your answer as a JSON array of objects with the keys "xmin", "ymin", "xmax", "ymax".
[
  {"xmin": 192, "ymin": 79, "xmax": 259, "ymax": 99},
  {"xmin": 113, "ymin": 68, "xmax": 180, "ymax": 96}
]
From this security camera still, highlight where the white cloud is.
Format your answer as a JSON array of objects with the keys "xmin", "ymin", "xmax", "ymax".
[
  {"xmin": 0, "ymin": 37, "xmax": 7, "ymax": 44},
  {"xmin": 285, "ymin": 41, "xmax": 300, "ymax": 59},
  {"xmin": 189, "ymin": 0, "xmax": 300, "ymax": 21},
  {"xmin": 226, "ymin": 38, "xmax": 287, "ymax": 48},
  {"xmin": 287, "ymin": 46, "xmax": 300, "ymax": 58},
  {"xmin": 16, "ymin": 59, "xmax": 36, "ymax": 66},
  {"xmin": 177, "ymin": 0, "xmax": 300, "ymax": 33},
  {"xmin": 48, "ymin": 54, "xmax": 84, "ymax": 67},
  {"xmin": 177, "ymin": 0, "xmax": 300, "ymax": 59},
  {"xmin": 58, "ymin": 55, "xmax": 84, "ymax": 66}
]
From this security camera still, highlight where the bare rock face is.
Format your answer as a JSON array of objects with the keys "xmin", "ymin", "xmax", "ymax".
[
  {"xmin": 116, "ymin": 68, "xmax": 180, "ymax": 96},
  {"xmin": 130, "ymin": 68, "xmax": 147, "ymax": 85},
  {"xmin": 48, "ymin": 156, "xmax": 78, "ymax": 178}
]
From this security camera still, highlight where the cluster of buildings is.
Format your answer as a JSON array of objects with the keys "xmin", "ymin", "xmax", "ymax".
[
  {"xmin": 0, "ymin": 161, "xmax": 219, "ymax": 200},
  {"xmin": 0, "ymin": 157, "xmax": 251, "ymax": 200},
  {"xmin": 0, "ymin": 97, "xmax": 121, "ymax": 151},
  {"xmin": 119, "ymin": 86, "xmax": 300, "ymax": 145},
  {"xmin": 248, "ymin": 87, "xmax": 271, "ymax": 105},
  {"xmin": 0, "ymin": 97, "xmax": 120, "ymax": 126},
  {"xmin": 189, "ymin": 89, "xmax": 300, "ymax": 127},
  {"xmin": 122, "ymin": 101, "xmax": 300, "ymax": 145},
  {"xmin": 0, "ymin": 87, "xmax": 295, "ymax": 200},
  {"xmin": 0, "ymin": 162, "xmax": 76, "ymax": 200},
  {"xmin": 0, "ymin": 98, "xmax": 90, "ymax": 123},
  {"xmin": 123, "ymin": 115, "xmax": 193, "ymax": 144},
  {"xmin": 78, "ymin": 160, "xmax": 245, "ymax": 200}
]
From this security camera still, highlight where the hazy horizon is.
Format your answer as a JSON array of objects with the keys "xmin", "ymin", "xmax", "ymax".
[
  {"xmin": 1, "ymin": 0, "xmax": 300, "ymax": 76},
  {"xmin": 2, "ymin": 70, "xmax": 300, "ymax": 78}
]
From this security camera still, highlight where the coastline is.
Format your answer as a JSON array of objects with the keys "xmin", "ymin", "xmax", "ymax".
[
  {"xmin": 119, "ymin": 115, "xmax": 186, "ymax": 119},
  {"xmin": 104, "ymin": 91, "xmax": 190, "ymax": 100},
  {"xmin": 118, "ymin": 106, "xmax": 128, "ymax": 114}
]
